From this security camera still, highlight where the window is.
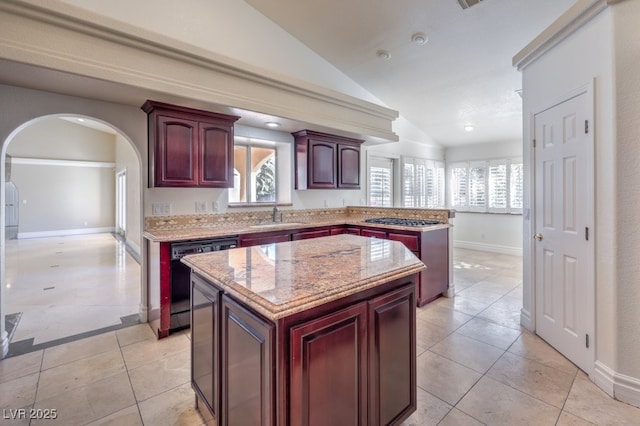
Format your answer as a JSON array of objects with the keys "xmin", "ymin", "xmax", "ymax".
[
  {"xmin": 449, "ymin": 158, "xmax": 523, "ymax": 213},
  {"xmin": 368, "ymin": 156, "xmax": 394, "ymax": 207},
  {"xmin": 229, "ymin": 135, "xmax": 292, "ymax": 207},
  {"xmin": 403, "ymin": 157, "xmax": 445, "ymax": 208}
]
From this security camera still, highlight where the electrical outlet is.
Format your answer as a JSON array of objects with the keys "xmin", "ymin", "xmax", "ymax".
[
  {"xmin": 195, "ymin": 201, "xmax": 207, "ymax": 213},
  {"xmin": 152, "ymin": 203, "xmax": 171, "ymax": 216},
  {"xmin": 324, "ymin": 199, "xmax": 328, "ymax": 208},
  {"xmin": 213, "ymin": 201, "xmax": 219, "ymax": 212}
]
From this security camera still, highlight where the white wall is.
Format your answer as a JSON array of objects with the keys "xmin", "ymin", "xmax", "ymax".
[
  {"xmin": 611, "ymin": 0, "xmax": 640, "ymax": 393},
  {"xmin": 446, "ymin": 141, "xmax": 523, "ymax": 255},
  {"xmin": 59, "ymin": 0, "xmax": 380, "ymax": 104},
  {"xmin": 7, "ymin": 118, "xmax": 117, "ymax": 237},
  {"xmin": 521, "ymin": 1, "xmax": 640, "ymax": 407}
]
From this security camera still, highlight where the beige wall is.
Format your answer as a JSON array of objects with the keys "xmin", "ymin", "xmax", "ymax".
[
  {"xmin": 10, "ymin": 162, "xmax": 115, "ymax": 235},
  {"xmin": 7, "ymin": 118, "xmax": 118, "ymax": 236}
]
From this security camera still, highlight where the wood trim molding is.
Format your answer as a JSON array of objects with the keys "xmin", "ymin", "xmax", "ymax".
[
  {"xmin": 0, "ymin": 0, "xmax": 399, "ymax": 142},
  {"xmin": 513, "ymin": 0, "xmax": 620, "ymax": 71}
]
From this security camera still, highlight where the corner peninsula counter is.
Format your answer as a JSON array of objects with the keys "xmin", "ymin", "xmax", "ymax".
[{"xmin": 181, "ymin": 234, "xmax": 425, "ymax": 425}]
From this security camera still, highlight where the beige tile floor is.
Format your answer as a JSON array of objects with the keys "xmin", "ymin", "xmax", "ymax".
[
  {"xmin": 2, "ymin": 248, "xmax": 639, "ymax": 425},
  {"xmin": 4, "ymin": 234, "xmax": 140, "ymax": 345}
]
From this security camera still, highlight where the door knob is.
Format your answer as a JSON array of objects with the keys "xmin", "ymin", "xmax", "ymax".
[{"xmin": 534, "ymin": 233, "xmax": 543, "ymax": 241}]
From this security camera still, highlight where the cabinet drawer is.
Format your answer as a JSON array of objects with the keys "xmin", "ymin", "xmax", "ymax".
[
  {"xmin": 360, "ymin": 228, "xmax": 387, "ymax": 239},
  {"xmin": 387, "ymin": 233, "xmax": 419, "ymax": 251},
  {"xmin": 239, "ymin": 233, "xmax": 291, "ymax": 247},
  {"xmin": 292, "ymin": 228, "xmax": 331, "ymax": 240}
]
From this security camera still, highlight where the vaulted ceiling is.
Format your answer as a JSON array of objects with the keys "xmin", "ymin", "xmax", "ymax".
[{"xmin": 244, "ymin": 0, "xmax": 576, "ymax": 146}]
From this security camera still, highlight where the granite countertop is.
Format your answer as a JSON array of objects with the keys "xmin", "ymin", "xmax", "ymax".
[
  {"xmin": 181, "ymin": 234, "xmax": 426, "ymax": 321},
  {"xmin": 143, "ymin": 218, "xmax": 451, "ymax": 243}
]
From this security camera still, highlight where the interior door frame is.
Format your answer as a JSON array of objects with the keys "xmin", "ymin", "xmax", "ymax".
[
  {"xmin": 115, "ymin": 168, "xmax": 127, "ymax": 238},
  {"xmin": 527, "ymin": 80, "xmax": 596, "ymax": 373}
]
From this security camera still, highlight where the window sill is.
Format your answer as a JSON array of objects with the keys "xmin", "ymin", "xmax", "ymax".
[{"xmin": 453, "ymin": 210, "xmax": 522, "ymax": 216}]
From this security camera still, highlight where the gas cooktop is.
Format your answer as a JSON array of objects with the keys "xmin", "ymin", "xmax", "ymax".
[{"xmin": 363, "ymin": 217, "xmax": 442, "ymax": 227}]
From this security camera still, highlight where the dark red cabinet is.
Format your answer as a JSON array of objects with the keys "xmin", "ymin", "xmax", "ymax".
[
  {"xmin": 289, "ymin": 303, "xmax": 368, "ymax": 425},
  {"xmin": 360, "ymin": 228, "xmax": 387, "ymax": 239},
  {"xmin": 191, "ymin": 275, "xmax": 221, "ymax": 421},
  {"xmin": 361, "ymin": 226, "xmax": 449, "ymax": 306},
  {"xmin": 293, "ymin": 129, "xmax": 363, "ymax": 190},
  {"xmin": 142, "ymin": 100, "xmax": 239, "ymax": 188},
  {"xmin": 338, "ymin": 144, "xmax": 361, "ymax": 188},
  {"xmin": 238, "ymin": 224, "xmax": 449, "ymax": 306},
  {"xmin": 292, "ymin": 227, "xmax": 332, "ymax": 240},
  {"xmin": 239, "ymin": 231, "xmax": 292, "ymax": 247},
  {"xmin": 221, "ymin": 296, "xmax": 274, "ymax": 425},
  {"xmin": 191, "ymin": 271, "xmax": 417, "ymax": 425},
  {"xmin": 368, "ymin": 285, "xmax": 416, "ymax": 425}
]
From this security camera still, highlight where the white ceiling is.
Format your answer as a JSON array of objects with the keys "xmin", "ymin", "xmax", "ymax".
[{"xmin": 244, "ymin": 0, "xmax": 576, "ymax": 146}]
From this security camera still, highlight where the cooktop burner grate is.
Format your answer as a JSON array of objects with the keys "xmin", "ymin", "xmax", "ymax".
[{"xmin": 363, "ymin": 217, "xmax": 441, "ymax": 227}]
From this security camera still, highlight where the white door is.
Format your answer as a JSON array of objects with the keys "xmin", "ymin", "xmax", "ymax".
[{"xmin": 533, "ymin": 91, "xmax": 594, "ymax": 372}]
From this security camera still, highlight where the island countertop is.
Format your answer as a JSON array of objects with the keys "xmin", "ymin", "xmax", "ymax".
[{"xmin": 181, "ymin": 234, "xmax": 425, "ymax": 320}]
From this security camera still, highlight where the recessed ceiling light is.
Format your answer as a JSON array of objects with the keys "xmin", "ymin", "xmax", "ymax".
[
  {"xmin": 464, "ymin": 124, "xmax": 474, "ymax": 132},
  {"xmin": 77, "ymin": 118, "xmax": 85, "ymax": 122},
  {"xmin": 411, "ymin": 32, "xmax": 428, "ymax": 45},
  {"xmin": 376, "ymin": 50, "xmax": 391, "ymax": 60},
  {"xmin": 264, "ymin": 122, "xmax": 280, "ymax": 128}
]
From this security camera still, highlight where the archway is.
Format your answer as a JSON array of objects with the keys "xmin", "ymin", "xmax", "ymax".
[{"xmin": 1, "ymin": 113, "xmax": 144, "ymax": 358}]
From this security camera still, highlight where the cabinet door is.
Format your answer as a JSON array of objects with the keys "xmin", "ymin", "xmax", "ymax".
[
  {"xmin": 387, "ymin": 232, "xmax": 420, "ymax": 251},
  {"xmin": 222, "ymin": 296, "xmax": 275, "ymax": 426},
  {"xmin": 368, "ymin": 283, "xmax": 416, "ymax": 425},
  {"xmin": 338, "ymin": 144, "xmax": 361, "ymax": 188},
  {"xmin": 309, "ymin": 140, "xmax": 337, "ymax": 188},
  {"xmin": 156, "ymin": 115, "xmax": 198, "ymax": 186},
  {"xmin": 290, "ymin": 303, "xmax": 368, "ymax": 425},
  {"xmin": 191, "ymin": 275, "xmax": 221, "ymax": 420},
  {"xmin": 199, "ymin": 121, "xmax": 233, "ymax": 187}
]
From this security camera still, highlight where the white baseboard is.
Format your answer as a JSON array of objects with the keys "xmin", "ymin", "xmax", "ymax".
[
  {"xmin": 519, "ymin": 307, "xmax": 534, "ymax": 331},
  {"xmin": 594, "ymin": 360, "xmax": 640, "ymax": 408},
  {"xmin": 126, "ymin": 238, "xmax": 141, "ymax": 259},
  {"xmin": 18, "ymin": 227, "xmax": 115, "ymax": 239},
  {"xmin": 454, "ymin": 240, "xmax": 523, "ymax": 256}
]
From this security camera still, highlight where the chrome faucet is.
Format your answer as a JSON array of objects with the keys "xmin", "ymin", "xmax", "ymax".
[{"xmin": 272, "ymin": 205, "xmax": 280, "ymax": 222}]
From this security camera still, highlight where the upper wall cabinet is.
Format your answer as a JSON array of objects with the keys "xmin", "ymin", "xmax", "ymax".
[
  {"xmin": 293, "ymin": 130, "xmax": 364, "ymax": 190},
  {"xmin": 142, "ymin": 101, "xmax": 240, "ymax": 188}
]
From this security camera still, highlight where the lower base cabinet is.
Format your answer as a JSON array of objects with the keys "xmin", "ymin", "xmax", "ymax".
[
  {"xmin": 222, "ymin": 297, "xmax": 274, "ymax": 425},
  {"xmin": 191, "ymin": 273, "xmax": 417, "ymax": 425}
]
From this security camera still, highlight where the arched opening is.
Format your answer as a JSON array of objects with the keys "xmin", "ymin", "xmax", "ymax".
[{"xmin": 1, "ymin": 114, "xmax": 143, "ymax": 357}]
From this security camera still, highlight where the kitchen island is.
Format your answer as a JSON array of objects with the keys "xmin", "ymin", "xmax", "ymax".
[{"xmin": 181, "ymin": 234, "xmax": 425, "ymax": 425}]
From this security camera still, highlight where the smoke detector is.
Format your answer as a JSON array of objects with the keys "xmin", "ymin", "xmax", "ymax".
[{"xmin": 458, "ymin": 0, "xmax": 483, "ymax": 10}]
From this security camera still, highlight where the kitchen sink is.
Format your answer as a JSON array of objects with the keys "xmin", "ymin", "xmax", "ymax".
[{"xmin": 249, "ymin": 222, "xmax": 305, "ymax": 229}]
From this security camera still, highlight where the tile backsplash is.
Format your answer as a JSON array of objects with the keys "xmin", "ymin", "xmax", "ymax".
[{"xmin": 145, "ymin": 206, "xmax": 452, "ymax": 231}]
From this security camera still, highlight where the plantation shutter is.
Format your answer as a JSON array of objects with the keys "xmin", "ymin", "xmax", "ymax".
[
  {"xmin": 468, "ymin": 161, "xmax": 486, "ymax": 210},
  {"xmin": 489, "ymin": 160, "xmax": 508, "ymax": 211},
  {"xmin": 368, "ymin": 156, "xmax": 394, "ymax": 207}
]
